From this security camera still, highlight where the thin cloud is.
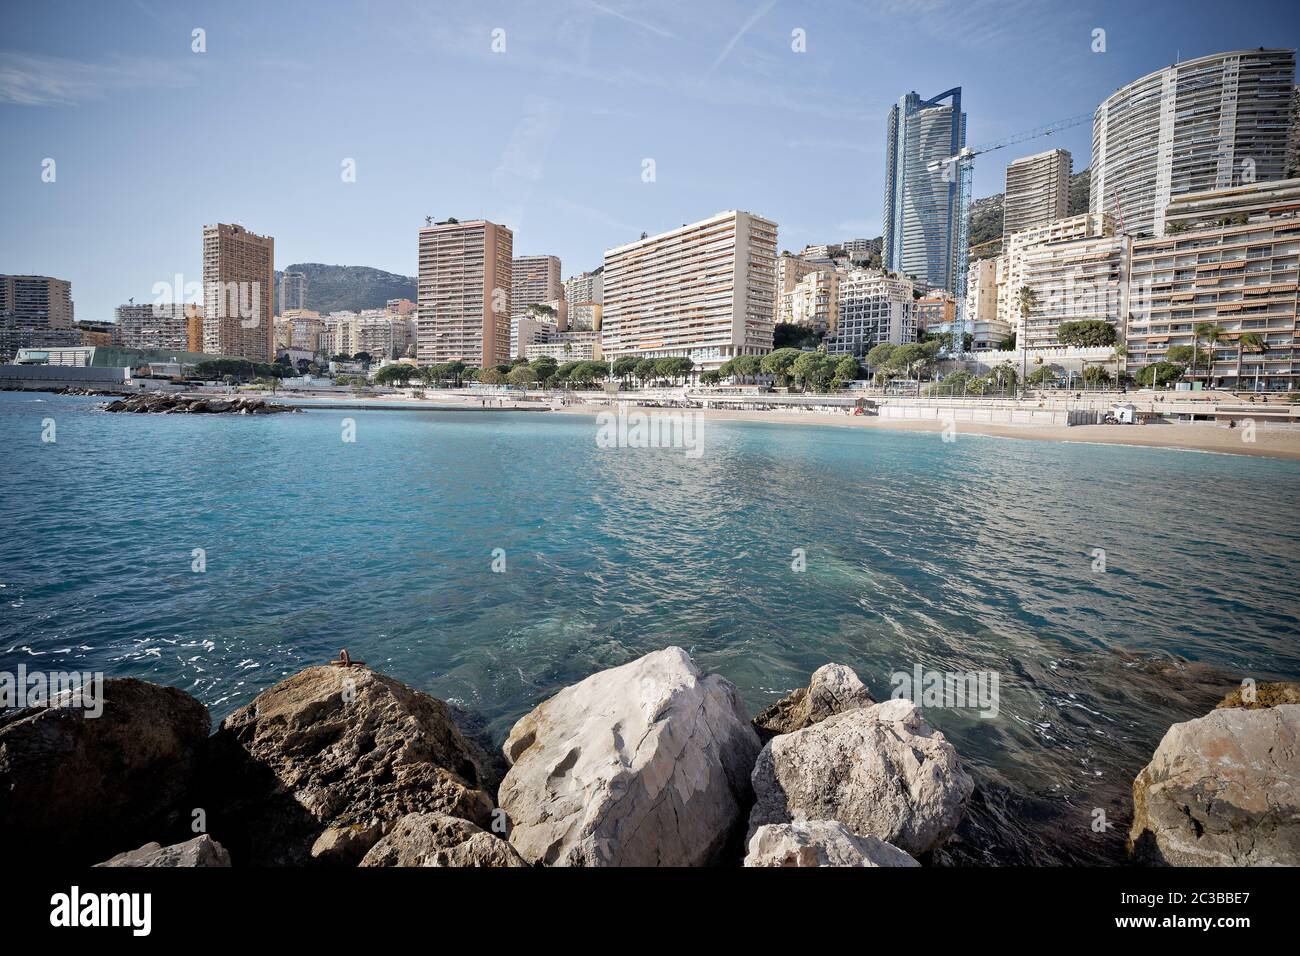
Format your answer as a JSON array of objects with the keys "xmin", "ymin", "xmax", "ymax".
[
  {"xmin": 0, "ymin": 51, "xmax": 194, "ymax": 106},
  {"xmin": 582, "ymin": 1, "xmax": 676, "ymax": 39},
  {"xmin": 707, "ymin": 0, "xmax": 780, "ymax": 77}
]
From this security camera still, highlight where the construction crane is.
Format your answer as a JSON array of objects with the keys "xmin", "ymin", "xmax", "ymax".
[{"xmin": 928, "ymin": 111, "xmax": 1093, "ymax": 359}]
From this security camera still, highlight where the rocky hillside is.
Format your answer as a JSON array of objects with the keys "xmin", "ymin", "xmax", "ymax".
[{"xmin": 277, "ymin": 263, "xmax": 416, "ymax": 315}]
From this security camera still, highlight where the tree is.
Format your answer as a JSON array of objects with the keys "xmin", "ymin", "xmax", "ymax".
[
  {"xmin": 611, "ymin": 355, "xmax": 639, "ymax": 386},
  {"xmin": 1134, "ymin": 361, "xmax": 1185, "ymax": 387},
  {"xmin": 1194, "ymin": 323, "xmax": 1224, "ymax": 387},
  {"xmin": 733, "ymin": 354, "xmax": 763, "ymax": 385},
  {"xmin": 374, "ymin": 364, "xmax": 415, "ymax": 386},
  {"xmin": 1026, "ymin": 366, "xmax": 1056, "ymax": 387},
  {"xmin": 834, "ymin": 355, "xmax": 861, "ymax": 383},
  {"xmin": 1237, "ymin": 331, "xmax": 1266, "ymax": 391},
  {"xmin": 1057, "ymin": 319, "xmax": 1115, "ymax": 348},
  {"xmin": 1165, "ymin": 344, "xmax": 1194, "ymax": 365},
  {"xmin": 634, "ymin": 358, "xmax": 657, "ymax": 386},
  {"xmin": 353, "ymin": 351, "xmax": 373, "ymax": 366},
  {"xmin": 760, "ymin": 348, "xmax": 802, "ymax": 386},
  {"xmin": 989, "ymin": 361, "xmax": 1018, "ymax": 392},
  {"xmin": 447, "ymin": 360, "xmax": 466, "ymax": 387},
  {"xmin": 699, "ymin": 370, "xmax": 721, "ymax": 386},
  {"xmin": 1112, "ymin": 343, "xmax": 1127, "ymax": 386},
  {"xmin": 530, "ymin": 356, "xmax": 559, "ymax": 383},
  {"xmin": 479, "ymin": 368, "xmax": 506, "ymax": 386},
  {"xmin": 865, "ymin": 342, "xmax": 896, "ymax": 372},
  {"xmin": 791, "ymin": 352, "xmax": 834, "ymax": 391},
  {"xmin": 506, "ymin": 365, "xmax": 537, "ymax": 387},
  {"xmin": 655, "ymin": 357, "xmax": 692, "ymax": 385},
  {"xmin": 1081, "ymin": 365, "xmax": 1111, "ymax": 387}
]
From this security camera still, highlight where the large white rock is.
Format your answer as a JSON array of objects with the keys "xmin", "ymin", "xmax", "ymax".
[
  {"xmin": 1130, "ymin": 703, "xmax": 1300, "ymax": 866},
  {"xmin": 95, "ymin": 835, "xmax": 231, "ymax": 867},
  {"xmin": 748, "ymin": 698, "xmax": 973, "ymax": 857},
  {"xmin": 745, "ymin": 821, "xmax": 919, "ymax": 867},
  {"xmin": 498, "ymin": 647, "xmax": 761, "ymax": 866}
]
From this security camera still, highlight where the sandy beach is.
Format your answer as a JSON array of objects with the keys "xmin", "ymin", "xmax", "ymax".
[{"xmin": 551, "ymin": 401, "xmax": 1300, "ymax": 461}]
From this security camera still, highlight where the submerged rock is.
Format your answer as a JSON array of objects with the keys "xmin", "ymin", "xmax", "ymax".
[
  {"xmin": 745, "ymin": 821, "xmax": 919, "ymax": 867},
  {"xmin": 748, "ymin": 698, "xmax": 973, "ymax": 857},
  {"xmin": 101, "ymin": 392, "xmax": 297, "ymax": 414},
  {"xmin": 360, "ymin": 813, "xmax": 528, "ymax": 867},
  {"xmin": 498, "ymin": 647, "xmax": 761, "ymax": 866},
  {"xmin": 1130, "ymin": 703, "xmax": 1300, "ymax": 866},
  {"xmin": 96, "ymin": 835, "xmax": 232, "ymax": 867},
  {"xmin": 0, "ymin": 678, "xmax": 210, "ymax": 865},
  {"xmin": 204, "ymin": 665, "xmax": 495, "ymax": 866},
  {"xmin": 753, "ymin": 663, "xmax": 876, "ymax": 740}
]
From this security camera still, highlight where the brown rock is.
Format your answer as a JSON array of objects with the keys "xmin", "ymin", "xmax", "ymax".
[
  {"xmin": 204, "ymin": 665, "xmax": 495, "ymax": 866},
  {"xmin": 753, "ymin": 663, "xmax": 876, "ymax": 740},
  {"xmin": 96, "ymin": 835, "xmax": 231, "ymax": 867},
  {"xmin": 1216, "ymin": 681, "xmax": 1300, "ymax": 711},
  {"xmin": 0, "ymin": 678, "xmax": 211, "ymax": 865}
]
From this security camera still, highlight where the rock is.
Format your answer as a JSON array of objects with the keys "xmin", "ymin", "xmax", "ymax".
[
  {"xmin": 745, "ymin": 821, "xmax": 920, "ymax": 867},
  {"xmin": 188, "ymin": 401, "xmax": 211, "ymax": 412},
  {"xmin": 0, "ymin": 678, "xmax": 210, "ymax": 865},
  {"xmin": 748, "ymin": 698, "xmax": 973, "ymax": 857},
  {"xmin": 204, "ymin": 665, "xmax": 495, "ymax": 866},
  {"xmin": 498, "ymin": 647, "xmax": 761, "ymax": 867},
  {"xmin": 1216, "ymin": 681, "xmax": 1300, "ymax": 711},
  {"xmin": 753, "ymin": 663, "xmax": 875, "ymax": 740},
  {"xmin": 1130, "ymin": 703, "xmax": 1300, "ymax": 866},
  {"xmin": 96, "ymin": 835, "xmax": 231, "ymax": 868},
  {"xmin": 205, "ymin": 399, "xmax": 232, "ymax": 413},
  {"xmin": 360, "ymin": 813, "xmax": 528, "ymax": 867},
  {"xmin": 104, "ymin": 400, "xmax": 126, "ymax": 411}
]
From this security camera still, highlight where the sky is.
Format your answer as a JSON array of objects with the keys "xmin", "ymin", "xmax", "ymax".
[{"xmin": 2, "ymin": 0, "xmax": 1297, "ymax": 320}]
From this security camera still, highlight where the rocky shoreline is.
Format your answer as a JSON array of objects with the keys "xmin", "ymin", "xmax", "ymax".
[
  {"xmin": 1, "ymin": 649, "xmax": 1295, "ymax": 867},
  {"xmin": 101, "ymin": 392, "xmax": 299, "ymax": 415}
]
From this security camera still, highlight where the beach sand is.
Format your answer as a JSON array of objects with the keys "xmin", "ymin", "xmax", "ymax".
[{"xmin": 552, "ymin": 402, "xmax": 1300, "ymax": 462}]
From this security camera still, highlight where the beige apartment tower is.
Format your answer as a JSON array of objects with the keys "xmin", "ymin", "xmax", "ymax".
[
  {"xmin": 417, "ymin": 220, "xmax": 513, "ymax": 368},
  {"xmin": 202, "ymin": 223, "xmax": 275, "ymax": 362},
  {"xmin": 1003, "ymin": 148, "xmax": 1071, "ymax": 238},
  {"xmin": 512, "ymin": 255, "xmax": 563, "ymax": 320},
  {"xmin": 601, "ymin": 210, "xmax": 777, "ymax": 371}
]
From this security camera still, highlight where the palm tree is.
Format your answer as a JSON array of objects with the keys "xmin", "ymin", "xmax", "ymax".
[
  {"xmin": 1016, "ymin": 286, "xmax": 1036, "ymax": 396},
  {"xmin": 1236, "ymin": 331, "xmax": 1266, "ymax": 392},
  {"xmin": 1112, "ymin": 343, "xmax": 1127, "ymax": 389},
  {"xmin": 1194, "ymin": 322, "xmax": 1224, "ymax": 389}
]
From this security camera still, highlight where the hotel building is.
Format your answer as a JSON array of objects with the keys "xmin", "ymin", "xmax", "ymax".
[
  {"xmin": 1091, "ymin": 49, "xmax": 1296, "ymax": 237},
  {"xmin": 202, "ymin": 223, "xmax": 275, "ymax": 363},
  {"xmin": 0, "ymin": 275, "xmax": 78, "ymax": 360},
  {"xmin": 600, "ymin": 210, "xmax": 777, "ymax": 372},
  {"xmin": 1125, "ymin": 178, "xmax": 1300, "ymax": 389},
  {"xmin": 997, "ymin": 213, "xmax": 1115, "ymax": 336},
  {"xmin": 417, "ymin": 219, "xmax": 513, "ymax": 367},
  {"xmin": 826, "ymin": 270, "xmax": 915, "ymax": 358},
  {"xmin": 1003, "ymin": 148, "xmax": 1071, "ymax": 238}
]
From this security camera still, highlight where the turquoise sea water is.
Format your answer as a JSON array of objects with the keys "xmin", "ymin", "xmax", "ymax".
[{"xmin": 3, "ymin": 391, "xmax": 1299, "ymax": 863}]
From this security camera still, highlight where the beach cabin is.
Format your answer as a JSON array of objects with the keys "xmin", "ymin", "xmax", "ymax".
[{"xmin": 1112, "ymin": 403, "xmax": 1137, "ymax": 424}]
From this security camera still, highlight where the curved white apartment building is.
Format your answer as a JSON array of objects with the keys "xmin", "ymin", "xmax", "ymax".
[{"xmin": 1091, "ymin": 49, "xmax": 1295, "ymax": 238}]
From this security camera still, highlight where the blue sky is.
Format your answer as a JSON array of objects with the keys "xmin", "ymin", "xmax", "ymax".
[{"xmin": 2, "ymin": 0, "xmax": 1296, "ymax": 320}]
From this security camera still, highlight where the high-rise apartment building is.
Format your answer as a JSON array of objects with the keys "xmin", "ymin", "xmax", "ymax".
[
  {"xmin": 277, "ymin": 270, "xmax": 307, "ymax": 314},
  {"xmin": 1125, "ymin": 178, "xmax": 1300, "ymax": 390},
  {"xmin": 996, "ymin": 213, "xmax": 1115, "ymax": 336},
  {"xmin": 774, "ymin": 252, "xmax": 821, "ymax": 325},
  {"xmin": 0, "ymin": 274, "xmax": 78, "ymax": 360},
  {"xmin": 563, "ymin": 270, "xmax": 603, "ymax": 306},
  {"xmin": 417, "ymin": 219, "xmax": 513, "ymax": 367},
  {"xmin": 601, "ymin": 210, "xmax": 777, "ymax": 371},
  {"xmin": 1003, "ymin": 149, "xmax": 1071, "ymax": 238},
  {"xmin": 202, "ymin": 223, "xmax": 275, "ymax": 363},
  {"xmin": 883, "ymin": 88, "xmax": 967, "ymax": 294},
  {"xmin": 826, "ymin": 271, "xmax": 915, "ymax": 358},
  {"xmin": 1091, "ymin": 49, "xmax": 1296, "ymax": 237},
  {"xmin": 512, "ymin": 255, "xmax": 563, "ymax": 320},
  {"xmin": 1019, "ymin": 232, "xmax": 1132, "ymax": 349},
  {"xmin": 115, "ymin": 301, "xmax": 196, "ymax": 351}
]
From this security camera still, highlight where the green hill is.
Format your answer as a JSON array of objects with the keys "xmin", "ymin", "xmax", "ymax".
[{"xmin": 278, "ymin": 263, "xmax": 417, "ymax": 315}]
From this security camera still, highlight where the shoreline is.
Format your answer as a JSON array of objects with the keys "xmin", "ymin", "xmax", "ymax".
[{"xmin": 553, "ymin": 401, "xmax": 1300, "ymax": 462}]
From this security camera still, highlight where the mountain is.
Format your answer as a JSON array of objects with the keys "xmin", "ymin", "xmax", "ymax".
[
  {"xmin": 968, "ymin": 168, "xmax": 1092, "ymax": 259},
  {"xmin": 277, "ymin": 263, "xmax": 417, "ymax": 315}
]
